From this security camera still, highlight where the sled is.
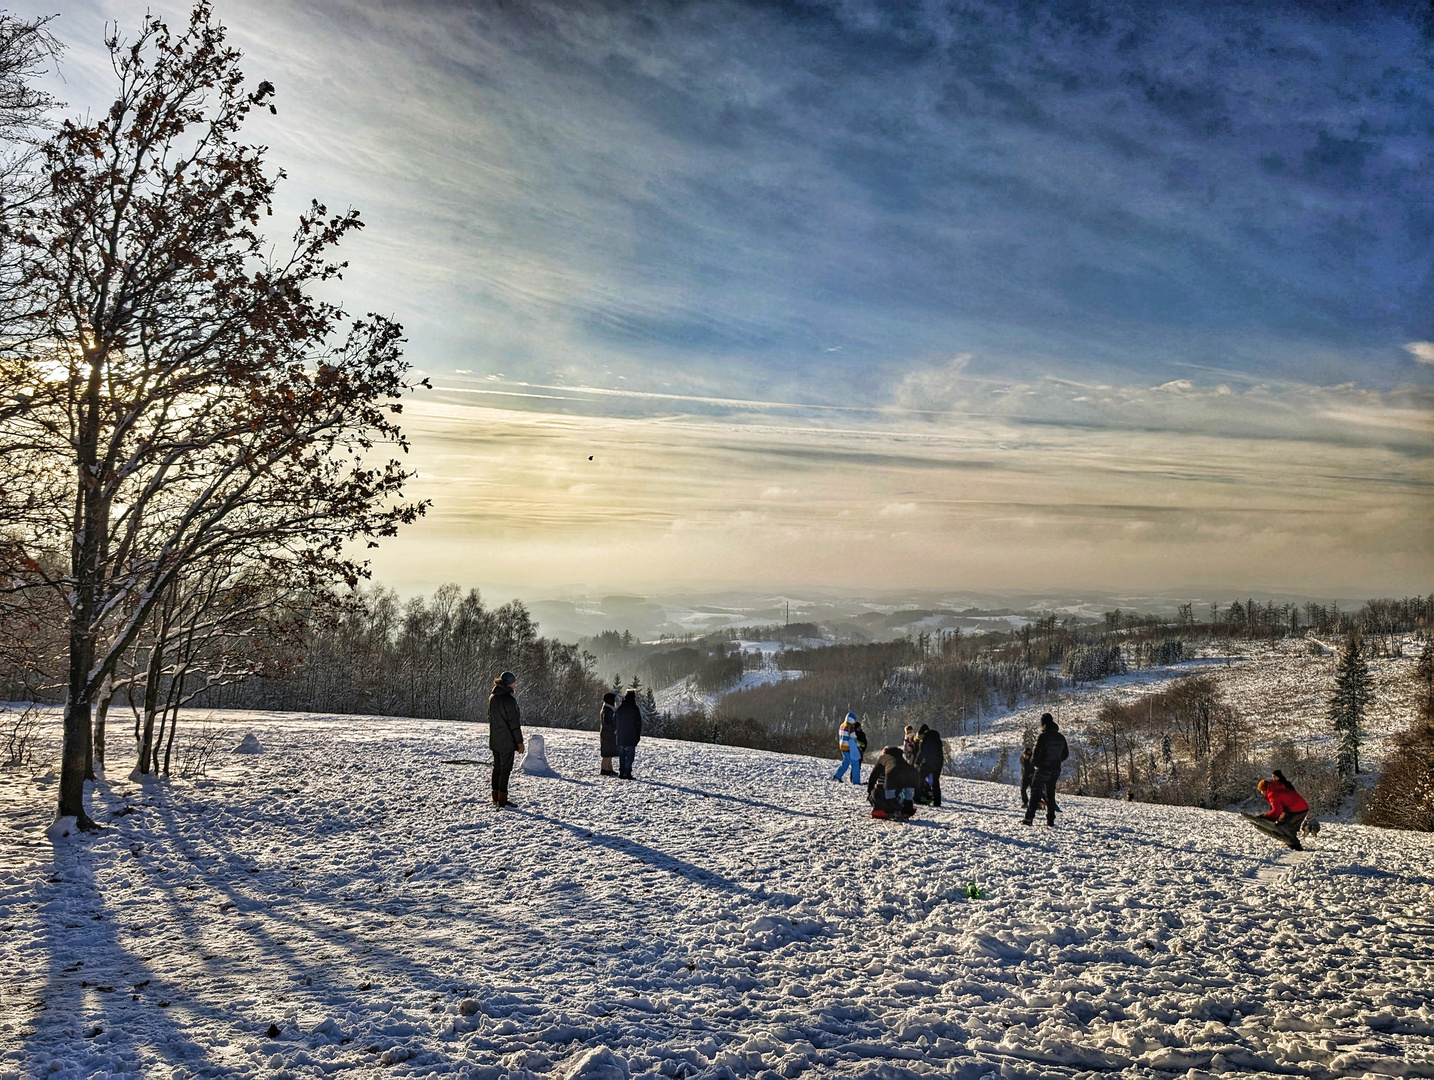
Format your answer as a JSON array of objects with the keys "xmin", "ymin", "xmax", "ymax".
[{"xmin": 1243, "ymin": 812, "xmax": 1303, "ymax": 849}]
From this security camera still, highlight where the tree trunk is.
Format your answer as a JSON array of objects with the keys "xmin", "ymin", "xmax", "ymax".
[
  {"xmin": 93, "ymin": 676, "xmax": 113, "ymax": 775},
  {"xmin": 137, "ymin": 641, "xmax": 164, "ymax": 775}
]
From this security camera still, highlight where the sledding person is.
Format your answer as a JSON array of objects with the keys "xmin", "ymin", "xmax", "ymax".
[
  {"xmin": 867, "ymin": 745, "xmax": 921, "ymax": 820},
  {"xmin": 1243, "ymin": 770, "xmax": 1310, "ymax": 850},
  {"xmin": 1022, "ymin": 713, "xmax": 1068, "ymax": 827},
  {"xmin": 488, "ymin": 671, "xmax": 525, "ymax": 808},
  {"xmin": 614, "ymin": 689, "xmax": 643, "ymax": 779},
  {"xmin": 599, "ymin": 692, "xmax": 618, "ymax": 776},
  {"xmin": 1019, "ymin": 748, "xmax": 1035, "ymax": 808},
  {"xmin": 914, "ymin": 726, "xmax": 945, "ymax": 807},
  {"xmin": 832, "ymin": 712, "xmax": 864, "ymax": 784}
]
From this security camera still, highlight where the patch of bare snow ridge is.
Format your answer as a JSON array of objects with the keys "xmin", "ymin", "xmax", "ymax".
[{"xmin": 1, "ymin": 715, "xmax": 1432, "ymax": 1080}]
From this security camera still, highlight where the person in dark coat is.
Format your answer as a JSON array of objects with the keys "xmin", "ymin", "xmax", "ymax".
[
  {"xmin": 614, "ymin": 689, "xmax": 643, "ymax": 779},
  {"xmin": 1022, "ymin": 713, "xmax": 1068, "ymax": 827},
  {"xmin": 867, "ymin": 745, "xmax": 921, "ymax": 820},
  {"xmin": 1019, "ymin": 748, "xmax": 1035, "ymax": 808},
  {"xmin": 488, "ymin": 671, "xmax": 524, "ymax": 807},
  {"xmin": 914, "ymin": 726, "xmax": 945, "ymax": 807},
  {"xmin": 599, "ymin": 692, "xmax": 618, "ymax": 776}
]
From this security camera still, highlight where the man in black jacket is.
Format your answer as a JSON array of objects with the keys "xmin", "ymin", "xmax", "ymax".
[
  {"xmin": 489, "ymin": 671, "xmax": 524, "ymax": 807},
  {"xmin": 614, "ymin": 689, "xmax": 643, "ymax": 779},
  {"xmin": 1022, "ymin": 713, "xmax": 1068, "ymax": 827}
]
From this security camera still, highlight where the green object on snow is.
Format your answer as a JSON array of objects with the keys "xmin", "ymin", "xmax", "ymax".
[{"xmin": 965, "ymin": 880, "xmax": 982, "ymax": 900}]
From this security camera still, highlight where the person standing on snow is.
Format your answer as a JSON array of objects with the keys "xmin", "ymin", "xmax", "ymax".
[
  {"xmin": 1022, "ymin": 713, "xmax": 1068, "ymax": 827},
  {"xmin": 1244, "ymin": 770, "xmax": 1310, "ymax": 850},
  {"xmin": 832, "ymin": 712, "xmax": 864, "ymax": 784},
  {"xmin": 614, "ymin": 689, "xmax": 643, "ymax": 779},
  {"xmin": 598, "ymin": 691, "xmax": 618, "ymax": 776},
  {"xmin": 902, "ymin": 725, "xmax": 918, "ymax": 759},
  {"xmin": 488, "ymin": 671, "xmax": 525, "ymax": 808},
  {"xmin": 915, "ymin": 726, "xmax": 945, "ymax": 807}
]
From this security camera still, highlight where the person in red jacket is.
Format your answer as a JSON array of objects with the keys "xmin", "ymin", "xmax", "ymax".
[{"xmin": 1243, "ymin": 770, "xmax": 1310, "ymax": 850}]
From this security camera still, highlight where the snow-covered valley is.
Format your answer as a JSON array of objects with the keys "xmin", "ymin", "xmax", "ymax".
[{"xmin": 3, "ymin": 717, "xmax": 1433, "ymax": 1080}]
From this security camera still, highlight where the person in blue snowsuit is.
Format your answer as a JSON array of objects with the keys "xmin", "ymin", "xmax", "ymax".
[{"xmin": 832, "ymin": 712, "xmax": 865, "ymax": 783}]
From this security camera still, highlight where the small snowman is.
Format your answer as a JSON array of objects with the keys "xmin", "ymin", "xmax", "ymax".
[{"xmin": 520, "ymin": 732, "xmax": 561, "ymax": 778}]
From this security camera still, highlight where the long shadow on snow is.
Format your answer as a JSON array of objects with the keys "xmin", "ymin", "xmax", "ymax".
[
  {"xmin": 23, "ymin": 795, "xmax": 227, "ymax": 1076},
  {"xmin": 637, "ymin": 777, "xmax": 828, "ymax": 821},
  {"xmin": 133, "ymin": 782, "xmax": 540, "ymax": 1058},
  {"xmin": 515, "ymin": 807, "xmax": 755, "ymax": 898}
]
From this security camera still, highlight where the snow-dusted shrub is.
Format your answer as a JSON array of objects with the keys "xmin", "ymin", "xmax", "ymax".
[
  {"xmin": 1365, "ymin": 647, "xmax": 1434, "ymax": 831},
  {"xmin": 1062, "ymin": 644, "xmax": 1126, "ymax": 683},
  {"xmin": 1138, "ymin": 639, "xmax": 1184, "ymax": 667}
]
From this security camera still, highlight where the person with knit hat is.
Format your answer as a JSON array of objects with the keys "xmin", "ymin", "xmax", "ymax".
[
  {"xmin": 488, "ymin": 671, "xmax": 524, "ymax": 808},
  {"xmin": 832, "ymin": 712, "xmax": 864, "ymax": 784}
]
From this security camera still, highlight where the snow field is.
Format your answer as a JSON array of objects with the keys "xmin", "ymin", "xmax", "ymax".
[{"xmin": 1, "ymin": 714, "xmax": 1432, "ymax": 1080}]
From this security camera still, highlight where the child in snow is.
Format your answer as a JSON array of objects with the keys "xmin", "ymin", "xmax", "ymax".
[
  {"xmin": 599, "ymin": 692, "xmax": 618, "ymax": 776},
  {"xmin": 902, "ymin": 725, "xmax": 917, "ymax": 759},
  {"xmin": 833, "ymin": 712, "xmax": 864, "ymax": 784},
  {"xmin": 1244, "ymin": 770, "xmax": 1309, "ymax": 850},
  {"xmin": 867, "ymin": 745, "xmax": 920, "ymax": 820},
  {"xmin": 1019, "ymin": 748, "xmax": 1035, "ymax": 808}
]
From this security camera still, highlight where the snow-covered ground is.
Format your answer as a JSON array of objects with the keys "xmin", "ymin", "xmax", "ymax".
[{"xmin": 3, "ymin": 715, "xmax": 1433, "ymax": 1080}]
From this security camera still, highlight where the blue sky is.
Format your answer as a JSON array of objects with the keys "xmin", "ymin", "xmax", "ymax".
[{"xmin": 34, "ymin": 0, "xmax": 1434, "ymax": 594}]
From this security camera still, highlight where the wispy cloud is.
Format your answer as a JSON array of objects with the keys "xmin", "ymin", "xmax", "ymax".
[{"xmin": 31, "ymin": 0, "xmax": 1434, "ymax": 594}]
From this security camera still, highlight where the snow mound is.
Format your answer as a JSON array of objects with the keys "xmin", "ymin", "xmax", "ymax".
[
  {"xmin": 232, "ymin": 732, "xmax": 264, "ymax": 754},
  {"xmin": 45, "ymin": 815, "xmax": 77, "ymax": 841},
  {"xmin": 521, "ymin": 732, "xmax": 561, "ymax": 777},
  {"xmin": 562, "ymin": 1047, "xmax": 628, "ymax": 1080}
]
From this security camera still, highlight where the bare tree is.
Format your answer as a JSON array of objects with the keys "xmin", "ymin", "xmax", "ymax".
[{"xmin": 2, "ymin": 4, "xmax": 425, "ymax": 828}]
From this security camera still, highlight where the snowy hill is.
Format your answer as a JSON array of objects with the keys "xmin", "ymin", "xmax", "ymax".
[{"xmin": 3, "ymin": 716, "xmax": 1433, "ymax": 1079}]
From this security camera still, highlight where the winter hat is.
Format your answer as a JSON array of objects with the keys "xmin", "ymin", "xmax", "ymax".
[
  {"xmin": 603, "ymin": 692, "xmax": 616, "ymax": 704},
  {"xmin": 500, "ymin": 671, "xmax": 517, "ymax": 686},
  {"xmin": 623, "ymin": 689, "xmax": 637, "ymax": 704},
  {"xmin": 885, "ymin": 745, "xmax": 904, "ymax": 759},
  {"xmin": 1040, "ymin": 713, "xmax": 1055, "ymax": 728},
  {"xmin": 846, "ymin": 712, "xmax": 858, "ymax": 723},
  {"xmin": 1257, "ymin": 778, "xmax": 1270, "ymax": 794}
]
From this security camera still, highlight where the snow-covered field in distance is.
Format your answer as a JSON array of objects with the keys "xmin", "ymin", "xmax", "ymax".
[
  {"xmin": 939, "ymin": 638, "xmax": 1422, "ymax": 799},
  {"xmin": 3, "ymin": 717, "xmax": 1433, "ymax": 1080}
]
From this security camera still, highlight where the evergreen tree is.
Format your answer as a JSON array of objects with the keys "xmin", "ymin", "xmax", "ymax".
[{"xmin": 1329, "ymin": 635, "xmax": 1373, "ymax": 781}]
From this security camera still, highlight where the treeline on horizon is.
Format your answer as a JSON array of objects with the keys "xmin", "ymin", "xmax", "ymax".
[{"xmin": 4, "ymin": 577, "xmax": 1432, "ymax": 826}]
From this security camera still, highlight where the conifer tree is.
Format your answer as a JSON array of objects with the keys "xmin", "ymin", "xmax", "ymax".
[{"xmin": 1328, "ymin": 635, "xmax": 1373, "ymax": 782}]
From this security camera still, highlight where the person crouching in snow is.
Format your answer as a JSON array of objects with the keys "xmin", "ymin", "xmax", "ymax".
[
  {"xmin": 867, "ymin": 745, "xmax": 920, "ymax": 820},
  {"xmin": 833, "ymin": 712, "xmax": 864, "ymax": 784},
  {"xmin": 1244, "ymin": 770, "xmax": 1310, "ymax": 850},
  {"xmin": 614, "ymin": 689, "xmax": 642, "ymax": 779},
  {"xmin": 599, "ymin": 691, "xmax": 618, "ymax": 776}
]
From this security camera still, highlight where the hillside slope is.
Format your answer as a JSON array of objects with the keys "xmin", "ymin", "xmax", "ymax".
[{"xmin": 3, "ymin": 717, "xmax": 1432, "ymax": 1080}]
